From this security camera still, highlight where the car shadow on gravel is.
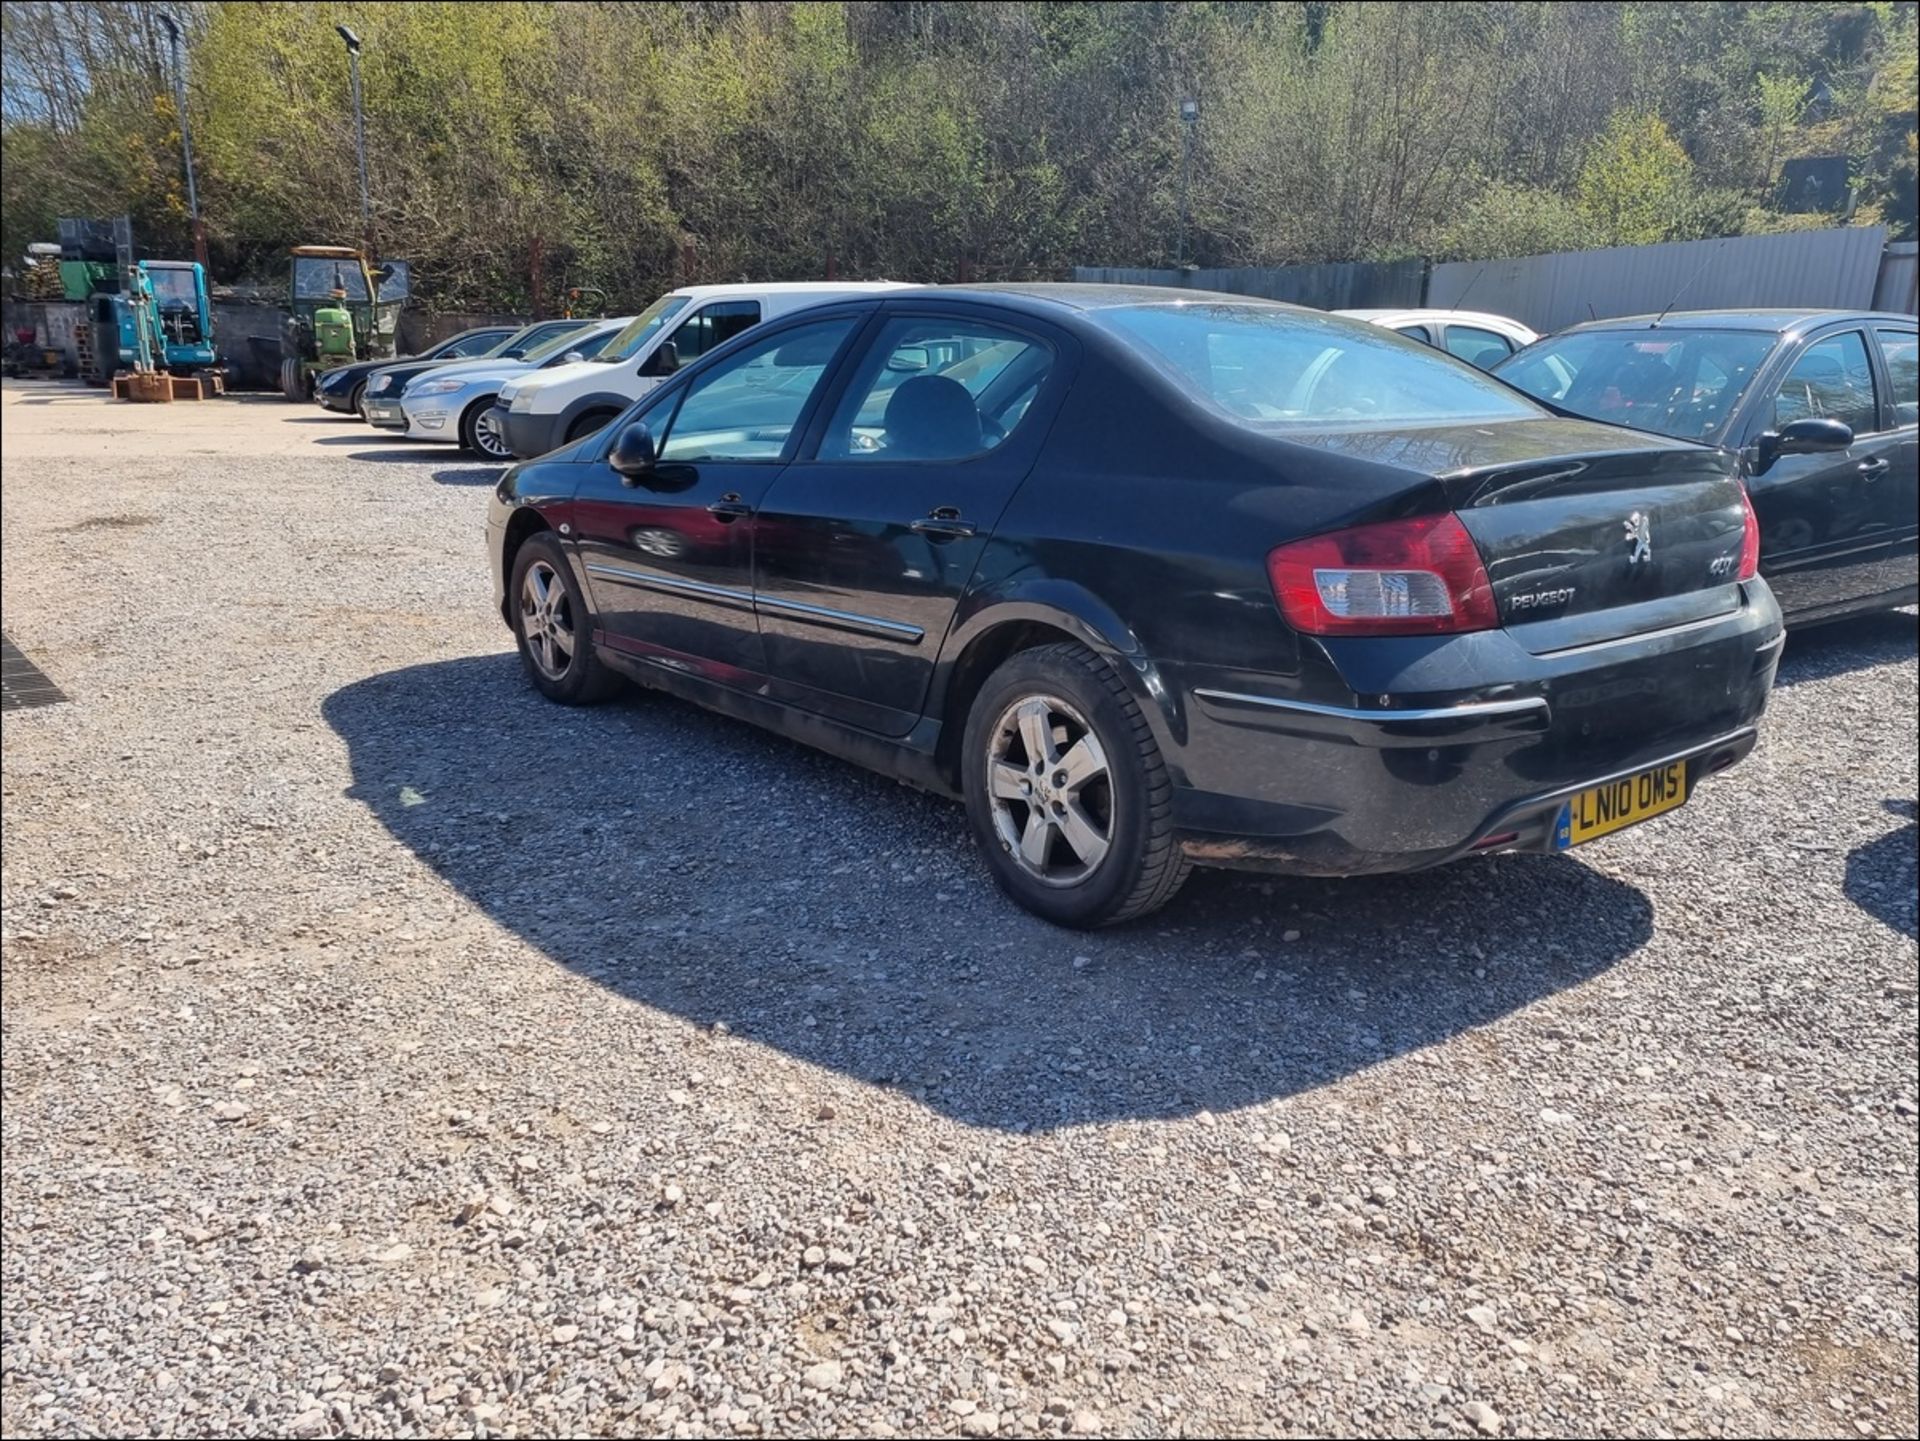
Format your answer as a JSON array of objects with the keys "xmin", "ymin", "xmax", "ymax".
[
  {"xmin": 324, "ymin": 656, "xmax": 1655, "ymax": 1131},
  {"xmin": 434, "ymin": 467, "xmax": 505, "ymax": 486},
  {"xmin": 1846, "ymin": 799, "xmax": 1917, "ymax": 939},
  {"xmin": 1775, "ymin": 609, "xmax": 1917, "ymax": 688}
]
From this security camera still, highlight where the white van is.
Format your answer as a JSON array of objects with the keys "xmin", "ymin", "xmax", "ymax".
[{"xmin": 495, "ymin": 281, "xmax": 911, "ymax": 458}]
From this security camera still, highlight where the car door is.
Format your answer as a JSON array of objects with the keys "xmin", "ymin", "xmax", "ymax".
[
  {"xmin": 568, "ymin": 313, "xmax": 866, "ymax": 685},
  {"xmin": 751, "ymin": 305, "xmax": 1073, "ymax": 736},
  {"xmin": 1743, "ymin": 326, "xmax": 1904, "ymax": 616},
  {"xmin": 1866, "ymin": 324, "xmax": 1920, "ymax": 597}
]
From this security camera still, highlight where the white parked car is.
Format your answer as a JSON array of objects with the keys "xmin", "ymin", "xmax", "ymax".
[
  {"xmin": 496, "ymin": 281, "xmax": 912, "ymax": 458},
  {"xmin": 1334, "ymin": 309, "xmax": 1539, "ymax": 369},
  {"xmin": 392, "ymin": 317, "xmax": 630, "ymax": 459}
]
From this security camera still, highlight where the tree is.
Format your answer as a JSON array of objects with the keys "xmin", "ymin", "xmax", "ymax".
[{"xmin": 1576, "ymin": 111, "xmax": 1700, "ymax": 246}]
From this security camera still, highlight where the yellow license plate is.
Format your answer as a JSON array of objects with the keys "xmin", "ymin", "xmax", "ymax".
[{"xmin": 1555, "ymin": 761, "xmax": 1689, "ymax": 848}]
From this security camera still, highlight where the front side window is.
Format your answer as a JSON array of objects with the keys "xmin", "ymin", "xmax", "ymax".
[
  {"xmin": 820, "ymin": 317, "xmax": 1055, "ymax": 461},
  {"xmin": 522, "ymin": 325, "xmax": 597, "ymax": 364},
  {"xmin": 1497, "ymin": 328, "xmax": 1777, "ymax": 442},
  {"xmin": 656, "ymin": 317, "xmax": 858, "ymax": 463},
  {"xmin": 1396, "ymin": 323, "xmax": 1433, "ymax": 345},
  {"xmin": 1773, "ymin": 332, "xmax": 1876, "ymax": 434},
  {"xmin": 1444, "ymin": 324, "xmax": 1514, "ymax": 369},
  {"xmin": 665, "ymin": 301, "xmax": 762, "ymax": 365},
  {"xmin": 1874, "ymin": 327, "xmax": 1918, "ymax": 428},
  {"xmin": 1104, "ymin": 304, "xmax": 1540, "ymax": 427}
]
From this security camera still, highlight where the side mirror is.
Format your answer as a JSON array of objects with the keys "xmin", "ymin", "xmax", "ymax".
[
  {"xmin": 562, "ymin": 351, "xmax": 584, "ymax": 364},
  {"xmin": 609, "ymin": 421, "xmax": 657, "ymax": 481},
  {"xmin": 1751, "ymin": 416, "xmax": 1852, "ymax": 473},
  {"xmin": 640, "ymin": 340, "xmax": 679, "ymax": 378}
]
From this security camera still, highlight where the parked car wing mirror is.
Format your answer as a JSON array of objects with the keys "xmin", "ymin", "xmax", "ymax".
[
  {"xmin": 609, "ymin": 421, "xmax": 657, "ymax": 482},
  {"xmin": 1751, "ymin": 416, "xmax": 1852, "ymax": 473},
  {"xmin": 640, "ymin": 341, "xmax": 680, "ymax": 378},
  {"xmin": 562, "ymin": 351, "xmax": 584, "ymax": 364}
]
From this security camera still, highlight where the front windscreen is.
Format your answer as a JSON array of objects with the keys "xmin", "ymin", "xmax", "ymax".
[
  {"xmin": 594, "ymin": 295, "xmax": 691, "ymax": 362},
  {"xmin": 1100, "ymin": 303, "xmax": 1543, "ymax": 427},
  {"xmin": 522, "ymin": 325, "xmax": 596, "ymax": 363},
  {"xmin": 146, "ymin": 268, "xmax": 197, "ymax": 309},
  {"xmin": 293, "ymin": 257, "xmax": 371, "ymax": 302},
  {"xmin": 1496, "ymin": 329, "xmax": 1778, "ymax": 443}
]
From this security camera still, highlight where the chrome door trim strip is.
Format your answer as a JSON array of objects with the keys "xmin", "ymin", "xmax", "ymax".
[
  {"xmin": 1193, "ymin": 689, "xmax": 1550, "ymax": 723},
  {"xmin": 584, "ymin": 562, "xmax": 756, "ymax": 612},
  {"xmin": 585, "ymin": 561, "xmax": 923, "ymax": 642},
  {"xmin": 755, "ymin": 593, "xmax": 925, "ymax": 644}
]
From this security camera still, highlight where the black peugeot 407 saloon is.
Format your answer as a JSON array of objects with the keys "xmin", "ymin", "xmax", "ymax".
[{"xmin": 488, "ymin": 285, "xmax": 1784, "ymax": 927}]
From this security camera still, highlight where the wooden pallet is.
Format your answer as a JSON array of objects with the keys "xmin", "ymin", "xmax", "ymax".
[{"xmin": 111, "ymin": 371, "xmax": 220, "ymax": 402}]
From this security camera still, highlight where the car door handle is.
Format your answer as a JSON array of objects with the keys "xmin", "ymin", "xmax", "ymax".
[
  {"xmin": 706, "ymin": 493, "xmax": 753, "ymax": 521},
  {"xmin": 910, "ymin": 507, "xmax": 976, "ymax": 541},
  {"xmin": 1857, "ymin": 457, "xmax": 1889, "ymax": 480}
]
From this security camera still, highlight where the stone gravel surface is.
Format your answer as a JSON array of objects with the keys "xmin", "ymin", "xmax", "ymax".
[{"xmin": 2, "ymin": 384, "xmax": 1916, "ymax": 1438}]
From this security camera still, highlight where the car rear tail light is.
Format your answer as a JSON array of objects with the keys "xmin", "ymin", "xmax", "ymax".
[
  {"xmin": 1267, "ymin": 513, "xmax": 1498, "ymax": 637},
  {"xmin": 1735, "ymin": 483, "xmax": 1761, "ymax": 582}
]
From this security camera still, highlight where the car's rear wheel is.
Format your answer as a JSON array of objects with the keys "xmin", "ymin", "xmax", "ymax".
[
  {"xmin": 961, "ymin": 642, "xmax": 1189, "ymax": 928},
  {"xmin": 509, "ymin": 533, "xmax": 621, "ymax": 705},
  {"xmin": 462, "ymin": 396, "xmax": 511, "ymax": 459},
  {"xmin": 565, "ymin": 409, "xmax": 618, "ymax": 445}
]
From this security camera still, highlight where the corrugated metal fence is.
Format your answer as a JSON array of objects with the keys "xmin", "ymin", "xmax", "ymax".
[
  {"xmin": 1428, "ymin": 226, "xmax": 1890, "ymax": 333},
  {"xmin": 1876, "ymin": 241, "xmax": 1919, "ymax": 315},
  {"xmin": 1070, "ymin": 260, "xmax": 1424, "ymax": 310},
  {"xmin": 1076, "ymin": 226, "xmax": 1916, "ymax": 327}
]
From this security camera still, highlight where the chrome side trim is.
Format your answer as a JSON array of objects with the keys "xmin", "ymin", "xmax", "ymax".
[
  {"xmin": 756, "ymin": 593, "xmax": 925, "ymax": 644},
  {"xmin": 1193, "ymin": 688, "xmax": 1549, "ymax": 723},
  {"xmin": 584, "ymin": 562, "xmax": 923, "ymax": 642},
  {"xmin": 584, "ymin": 563, "xmax": 755, "ymax": 612}
]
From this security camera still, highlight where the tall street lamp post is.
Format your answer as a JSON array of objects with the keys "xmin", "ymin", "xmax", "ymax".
[{"xmin": 337, "ymin": 24, "xmax": 373, "ymax": 257}]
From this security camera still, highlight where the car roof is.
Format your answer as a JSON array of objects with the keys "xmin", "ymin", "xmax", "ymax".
[
  {"xmin": 892, "ymin": 282, "xmax": 1310, "ymax": 313},
  {"xmin": 664, "ymin": 281, "xmax": 914, "ymax": 300},
  {"xmin": 1553, "ymin": 308, "xmax": 1915, "ymax": 335}
]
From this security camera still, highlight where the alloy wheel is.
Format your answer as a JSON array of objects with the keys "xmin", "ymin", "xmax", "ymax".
[
  {"xmin": 985, "ymin": 693, "xmax": 1114, "ymax": 886},
  {"xmin": 519, "ymin": 560, "xmax": 576, "ymax": 680},
  {"xmin": 473, "ymin": 405, "xmax": 512, "ymax": 460}
]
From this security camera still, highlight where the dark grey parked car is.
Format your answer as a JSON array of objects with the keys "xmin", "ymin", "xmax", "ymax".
[{"xmin": 1498, "ymin": 310, "xmax": 1918, "ymax": 624}]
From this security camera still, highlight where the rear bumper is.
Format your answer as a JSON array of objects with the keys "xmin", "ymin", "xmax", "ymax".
[
  {"xmin": 1166, "ymin": 582, "xmax": 1783, "ymax": 874},
  {"xmin": 502, "ymin": 408, "xmax": 564, "ymax": 459}
]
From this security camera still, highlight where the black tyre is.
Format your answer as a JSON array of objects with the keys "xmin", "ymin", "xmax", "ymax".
[
  {"xmin": 508, "ymin": 533, "xmax": 622, "ymax": 705},
  {"xmin": 565, "ymin": 409, "xmax": 618, "ymax": 445},
  {"xmin": 961, "ymin": 641, "xmax": 1189, "ymax": 928},
  {"xmin": 279, "ymin": 358, "xmax": 302, "ymax": 400},
  {"xmin": 350, "ymin": 381, "xmax": 368, "ymax": 420},
  {"xmin": 460, "ymin": 395, "xmax": 512, "ymax": 459}
]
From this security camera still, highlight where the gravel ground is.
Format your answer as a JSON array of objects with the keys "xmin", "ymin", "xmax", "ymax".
[{"xmin": 2, "ymin": 381, "xmax": 1916, "ymax": 1440}]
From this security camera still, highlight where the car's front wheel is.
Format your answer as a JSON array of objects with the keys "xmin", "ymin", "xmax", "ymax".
[
  {"xmin": 509, "ymin": 534, "xmax": 621, "ymax": 704},
  {"xmin": 961, "ymin": 642, "xmax": 1189, "ymax": 928},
  {"xmin": 349, "ymin": 381, "xmax": 368, "ymax": 420},
  {"xmin": 462, "ymin": 396, "xmax": 512, "ymax": 459}
]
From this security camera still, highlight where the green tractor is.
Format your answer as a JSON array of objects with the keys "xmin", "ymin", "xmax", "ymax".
[{"xmin": 264, "ymin": 245, "xmax": 410, "ymax": 399}]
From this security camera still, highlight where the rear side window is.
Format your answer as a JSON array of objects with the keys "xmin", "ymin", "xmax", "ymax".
[
  {"xmin": 669, "ymin": 301, "xmax": 762, "ymax": 363},
  {"xmin": 1396, "ymin": 324, "xmax": 1433, "ymax": 345},
  {"xmin": 1774, "ymin": 332, "xmax": 1876, "ymax": 434},
  {"xmin": 1104, "ymin": 303, "xmax": 1540, "ymax": 426},
  {"xmin": 1445, "ymin": 325, "xmax": 1514, "ymax": 369},
  {"xmin": 820, "ymin": 317, "xmax": 1055, "ymax": 461},
  {"xmin": 1874, "ymin": 328, "xmax": 1917, "ymax": 428}
]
